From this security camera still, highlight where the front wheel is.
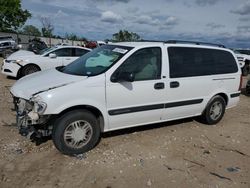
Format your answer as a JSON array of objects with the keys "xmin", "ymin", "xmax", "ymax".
[
  {"xmin": 21, "ymin": 65, "xmax": 40, "ymax": 77},
  {"xmin": 200, "ymin": 96, "xmax": 226, "ymax": 125},
  {"xmin": 52, "ymin": 110, "xmax": 100, "ymax": 155}
]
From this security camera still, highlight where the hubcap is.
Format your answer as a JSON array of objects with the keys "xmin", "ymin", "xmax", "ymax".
[
  {"xmin": 63, "ymin": 120, "xmax": 93, "ymax": 149},
  {"xmin": 209, "ymin": 101, "xmax": 222, "ymax": 121}
]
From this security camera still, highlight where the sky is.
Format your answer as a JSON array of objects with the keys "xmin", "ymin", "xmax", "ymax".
[{"xmin": 21, "ymin": 0, "xmax": 250, "ymax": 48}]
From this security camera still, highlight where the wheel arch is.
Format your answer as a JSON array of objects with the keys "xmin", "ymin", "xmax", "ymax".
[
  {"xmin": 17, "ymin": 63, "xmax": 41, "ymax": 78},
  {"xmin": 202, "ymin": 92, "xmax": 228, "ymax": 114},
  {"xmin": 56, "ymin": 105, "xmax": 105, "ymax": 132}
]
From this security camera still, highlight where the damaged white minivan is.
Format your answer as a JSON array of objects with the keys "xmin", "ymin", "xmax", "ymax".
[{"xmin": 10, "ymin": 41, "xmax": 242, "ymax": 155}]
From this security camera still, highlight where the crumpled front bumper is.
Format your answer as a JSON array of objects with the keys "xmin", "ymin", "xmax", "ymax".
[{"xmin": 13, "ymin": 97, "xmax": 52, "ymax": 138}]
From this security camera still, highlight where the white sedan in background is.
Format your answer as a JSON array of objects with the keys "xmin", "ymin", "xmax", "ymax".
[{"xmin": 1, "ymin": 46, "xmax": 91, "ymax": 78}]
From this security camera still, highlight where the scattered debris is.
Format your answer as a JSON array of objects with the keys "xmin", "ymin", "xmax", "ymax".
[
  {"xmin": 183, "ymin": 158, "xmax": 205, "ymax": 167},
  {"xmin": 203, "ymin": 150, "xmax": 210, "ymax": 154},
  {"xmin": 163, "ymin": 164, "xmax": 172, "ymax": 170},
  {"xmin": 209, "ymin": 172, "xmax": 232, "ymax": 181},
  {"xmin": 163, "ymin": 164, "xmax": 185, "ymax": 172},
  {"xmin": 147, "ymin": 179, "xmax": 152, "ymax": 187},
  {"xmin": 139, "ymin": 158, "xmax": 144, "ymax": 166},
  {"xmin": 226, "ymin": 167, "xmax": 241, "ymax": 173},
  {"xmin": 204, "ymin": 135, "xmax": 250, "ymax": 157},
  {"xmin": 14, "ymin": 148, "xmax": 23, "ymax": 155},
  {"xmin": 73, "ymin": 153, "xmax": 87, "ymax": 160}
]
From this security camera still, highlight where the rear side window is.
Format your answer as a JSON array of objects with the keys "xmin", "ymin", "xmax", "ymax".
[
  {"xmin": 74, "ymin": 48, "xmax": 89, "ymax": 56},
  {"xmin": 168, "ymin": 47, "xmax": 238, "ymax": 78}
]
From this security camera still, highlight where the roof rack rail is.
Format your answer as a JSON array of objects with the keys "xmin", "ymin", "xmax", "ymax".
[{"xmin": 165, "ymin": 40, "xmax": 226, "ymax": 48}]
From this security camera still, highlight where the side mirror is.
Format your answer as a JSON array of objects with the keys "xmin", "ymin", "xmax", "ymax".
[
  {"xmin": 49, "ymin": 53, "xmax": 57, "ymax": 58},
  {"xmin": 111, "ymin": 72, "xmax": 135, "ymax": 82}
]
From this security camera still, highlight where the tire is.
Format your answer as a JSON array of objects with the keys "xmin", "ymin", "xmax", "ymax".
[
  {"xmin": 200, "ymin": 96, "xmax": 226, "ymax": 125},
  {"xmin": 52, "ymin": 110, "xmax": 100, "ymax": 155},
  {"xmin": 242, "ymin": 64, "xmax": 249, "ymax": 76},
  {"xmin": 21, "ymin": 65, "xmax": 40, "ymax": 77}
]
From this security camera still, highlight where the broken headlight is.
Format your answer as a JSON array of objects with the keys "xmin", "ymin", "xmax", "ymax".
[{"xmin": 31, "ymin": 96, "xmax": 47, "ymax": 115}]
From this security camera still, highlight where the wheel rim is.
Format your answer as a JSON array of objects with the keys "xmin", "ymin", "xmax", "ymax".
[
  {"xmin": 209, "ymin": 101, "xmax": 223, "ymax": 121},
  {"xmin": 63, "ymin": 120, "xmax": 93, "ymax": 149},
  {"xmin": 25, "ymin": 66, "xmax": 37, "ymax": 75}
]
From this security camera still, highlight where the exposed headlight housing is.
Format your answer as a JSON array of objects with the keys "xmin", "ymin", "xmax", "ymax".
[{"xmin": 30, "ymin": 96, "xmax": 47, "ymax": 115}]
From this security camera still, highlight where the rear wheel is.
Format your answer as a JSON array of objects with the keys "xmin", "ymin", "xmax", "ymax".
[
  {"xmin": 21, "ymin": 65, "xmax": 40, "ymax": 77},
  {"xmin": 200, "ymin": 96, "xmax": 226, "ymax": 125},
  {"xmin": 52, "ymin": 110, "xmax": 100, "ymax": 155}
]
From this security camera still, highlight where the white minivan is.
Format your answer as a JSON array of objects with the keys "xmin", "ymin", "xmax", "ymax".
[{"xmin": 10, "ymin": 41, "xmax": 242, "ymax": 155}]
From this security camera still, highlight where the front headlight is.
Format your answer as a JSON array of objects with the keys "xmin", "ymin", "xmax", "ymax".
[
  {"xmin": 30, "ymin": 96, "xmax": 47, "ymax": 115},
  {"xmin": 34, "ymin": 101, "xmax": 47, "ymax": 114},
  {"xmin": 14, "ymin": 59, "xmax": 23, "ymax": 64}
]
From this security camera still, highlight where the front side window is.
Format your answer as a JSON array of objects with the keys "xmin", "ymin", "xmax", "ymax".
[
  {"xmin": 114, "ymin": 47, "xmax": 162, "ymax": 81},
  {"xmin": 58, "ymin": 45, "xmax": 133, "ymax": 76},
  {"xmin": 168, "ymin": 47, "xmax": 238, "ymax": 78}
]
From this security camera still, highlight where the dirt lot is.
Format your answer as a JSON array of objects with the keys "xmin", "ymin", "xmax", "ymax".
[{"xmin": 0, "ymin": 58, "xmax": 249, "ymax": 188}]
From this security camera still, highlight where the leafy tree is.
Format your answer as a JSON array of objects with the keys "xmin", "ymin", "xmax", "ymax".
[
  {"xmin": 40, "ymin": 17, "xmax": 54, "ymax": 37},
  {"xmin": 112, "ymin": 30, "xmax": 141, "ymax": 42},
  {"xmin": 0, "ymin": 0, "xmax": 31, "ymax": 31},
  {"xmin": 22, "ymin": 25, "xmax": 41, "ymax": 36}
]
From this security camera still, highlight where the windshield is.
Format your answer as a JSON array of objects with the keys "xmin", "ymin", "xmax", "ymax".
[
  {"xmin": 39, "ymin": 47, "xmax": 57, "ymax": 55},
  {"xmin": 58, "ymin": 45, "xmax": 133, "ymax": 76}
]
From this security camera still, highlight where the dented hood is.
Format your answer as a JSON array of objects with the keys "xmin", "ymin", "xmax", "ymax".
[{"xmin": 11, "ymin": 68, "xmax": 86, "ymax": 99}]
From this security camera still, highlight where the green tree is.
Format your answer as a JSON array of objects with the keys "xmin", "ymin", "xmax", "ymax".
[
  {"xmin": 22, "ymin": 25, "xmax": 41, "ymax": 36},
  {"xmin": 0, "ymin": 0, "xmax": 31, "ymax": 31},
  {"xmin": 112, "ymin": 30, "xmax": 141, "ymax": 42}
]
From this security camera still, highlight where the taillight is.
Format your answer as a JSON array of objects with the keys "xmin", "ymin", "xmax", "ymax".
[{"xmin": 239, "ymin": 75, "xmax": 243, "ymax": 91}]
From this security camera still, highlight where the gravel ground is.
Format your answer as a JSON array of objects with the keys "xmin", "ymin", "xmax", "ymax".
[{"xmin": 0, "ymin": 58, "xmax": 250, "ymax": 188}]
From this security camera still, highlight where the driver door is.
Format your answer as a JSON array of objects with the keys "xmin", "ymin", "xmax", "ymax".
[{"xmin": 106, "ymin": 47, "xmax": 165, "ymax": 130}]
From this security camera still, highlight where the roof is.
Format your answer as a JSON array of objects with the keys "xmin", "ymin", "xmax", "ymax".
[
  {"xmin": 110, "ymin": 40, "xmax": 227, "ymax": 50},
  {"xmin": 56, "ymin": 45, "xmax": 91, "ymax": 51}
]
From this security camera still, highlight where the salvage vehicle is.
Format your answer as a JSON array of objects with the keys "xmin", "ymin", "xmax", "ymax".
[
  {"xmin": 1, "ymin": 45, "xmax": 91, "ymax": 78},
  {"xmin": 0, "ymin": 36, "xmax": 18, "ymax": 58},
  {"xmin": 10, "ymin": 41, "xmax": 242, "ymax": 155},
  {"xmin": 234, "ymin": 49, "xmax": 250, "ymax": 76}
]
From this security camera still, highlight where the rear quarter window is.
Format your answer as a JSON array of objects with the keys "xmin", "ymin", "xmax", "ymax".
[{"xmin": 168, "ymin": 47, "xmax": 238, "ymax": 78}]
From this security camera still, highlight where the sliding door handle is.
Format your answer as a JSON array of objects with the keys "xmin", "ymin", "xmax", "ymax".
[{"xmin": 170, "ymin": 81, "xmax": 180, "ymax": 88}]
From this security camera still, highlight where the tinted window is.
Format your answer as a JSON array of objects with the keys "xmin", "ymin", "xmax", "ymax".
[
  {"xmin": 114, "ymin": 47, "xmax": 162, "ymax": 81},
  {"xmin": 168, "ymin": 47, "xmax": 238, "ymax": 78},
  {"xmin": 74, "ymin": 48, "xmax": 89, "ymax": 56},
  {"xmin": 53, "ymin": 48, "xmax": 72, "ymax": 57}
]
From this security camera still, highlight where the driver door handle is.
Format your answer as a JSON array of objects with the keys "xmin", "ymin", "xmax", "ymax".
[{"xmin": 154, "ymin": 82, "xmax": 165, "ymax": 90}]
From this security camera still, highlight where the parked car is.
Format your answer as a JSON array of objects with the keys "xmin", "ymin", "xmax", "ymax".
[
  {"xmin": 0, "ymin": 36, "xmax": 18, "ymax": 58},
  {"xmin": 246, "ymin": 79, "xmax": 250, "ymax": 96},
  {"xmin": 10, "ymin": 41, "xmax": 241, "ymax": 155},
  {"xmin": 1, "ymin": 46, "xmax": 91, "ymax": 78},
  {"xmin": 234, "ymin": 49, "xmax": 250, "ymax": 76},
  {"xmin": 27, "ymin": 38, "xmax": 48, "ymax": 54}
]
